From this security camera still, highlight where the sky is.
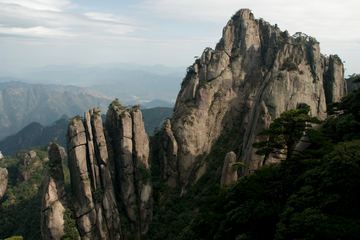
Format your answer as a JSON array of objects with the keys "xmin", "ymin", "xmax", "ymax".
[{"xmin": 0, "ymin": 0, "xmax": 359, "ymax": 76}]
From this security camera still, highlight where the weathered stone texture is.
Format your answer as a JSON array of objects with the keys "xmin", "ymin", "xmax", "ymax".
[
  {"xmin": 169, "ymin": 8, "xmax": 346, "ymax": 188},
  {"xmin": 161, "ymin": 119, "xmax": 178, "ymax": 188},
  {"xmin": 0, "ymin": 167, "xmax": 8, "ymax": 199},
  {"xmin": 221, "ymin": 152, "xmax": 238, "ymax": 187},
  {"xmin": 41, "ymin": 143, "xmax": 67, "ymax": 240}
]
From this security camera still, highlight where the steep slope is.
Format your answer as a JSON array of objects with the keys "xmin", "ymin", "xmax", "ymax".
[{"xmin": 167, "ymin": 9, "xmax": 345, "ymax": 190}]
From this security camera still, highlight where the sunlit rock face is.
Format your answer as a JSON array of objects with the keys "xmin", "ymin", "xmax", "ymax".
[
  {"xmin": 52, "ymin": 105, "xmax": 153, "ymax": 239},
  {"xmin": 169, "ymin": 8, "xmax": 345, "ymax": 189},
  {"xmin": 41, "ymin": 143, "xmax": 67, "ymax": 240}
]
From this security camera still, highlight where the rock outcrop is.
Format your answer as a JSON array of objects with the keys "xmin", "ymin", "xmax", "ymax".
[
  {"xmin": 67, "ymin": 109, "xmax": 122, "ymax": 240},
  {"xmin": 41, "ymin": 143, "xmax": 68, "ymax": 240},
  {"xmin": 106, "ymin": 103, "xmax": 153, "ymax": 237},
  {"xmin": 160, "ymin": 119, "xmax": 178, "ymax": 188},
  {"xmin": 168, "ymin": 8, "xmax": 345, "ymax": 189},
  {"xmin": 49, "ymin": 104, "xmax": 153, "ymax": 239},
  {"xmin": 0, "ymin": 167, "xmax": 8, "ymax": 199},
  {"xmin": 41, "ymin": 8, "xmax": 347, "ymax": 239},
  {"xmin": 19, "ymin": 150, "xmax": 43, "ymax": 182},
  {"xmin": 220, "ymin": 152, "xmax": 238, "ymax": 187}
]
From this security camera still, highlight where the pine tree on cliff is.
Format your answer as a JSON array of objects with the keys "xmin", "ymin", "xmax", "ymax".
[{"xmin": 252, "ymin": 106, "xmax": 321, "ymax": 164}]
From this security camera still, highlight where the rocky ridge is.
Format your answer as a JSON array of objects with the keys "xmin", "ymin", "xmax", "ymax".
[{"xmin": 163, "ymin": 9, "xmax": 345, "ymax": 191}]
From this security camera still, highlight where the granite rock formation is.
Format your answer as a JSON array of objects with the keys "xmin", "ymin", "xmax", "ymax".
[
  {"xmin": 106, "ymin": 103, "xmax": 153, "ymax": 237},
  {"xmin": 221, "ymin": 151, "xmax": 238, "ymax": 187},
  {"xmin": 42, "ymin": 104, "xmax": 153, "ymax": 239},
  {"xmin": 41, "ymin": 143, "xmax": 68, "ymax": 240},
  {"xmin": 160, "ymin": 119, "xmax": 179, "ymax": 189},
  {"xmin": 67, "ymin": 109, "xmax": 121, "ymax": 240},
  {"xmin": 168, "ymin": 8, "xmax": 345, "ymax": 190},
  {"xmin": 41, "ymin": 8, "xmax": 347, "ymax": 239},
  {"xmin": 0, "ymin": 167, "xmax": 8, "ymax": 199}
]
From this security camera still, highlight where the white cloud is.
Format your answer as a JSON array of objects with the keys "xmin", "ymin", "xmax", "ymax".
[
  {"xmin": 0, "ymin": 1, "xmax": 139, "ymax": 41},
  {"xmin": 83, "ymin": 12, "xmax": 131, "ymax": 24},
  {"xmin": 0, "ymin": 0, "xmax": 359, "ymax": 74},
  {"xmin": 0, "ymin": 0, "xmax": 73, "ymax": 11},
  {"xmin": 0, "ymin": 26, "xmax": 75, "ymax": 37}
]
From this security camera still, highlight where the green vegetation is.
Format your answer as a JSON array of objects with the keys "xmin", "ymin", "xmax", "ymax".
[
  {"xmin": 0, "ymin": 145, "xmax": 74, "ymax": 240},
  {"xmin": 252, "ymin": 106, "xmax": 321, "ymax": 162},
  {"xmin": 110, "ymin": 98, "xmax": 126, "ymax": 110},
  {"xmin": 144, "ymin": 84, "xmax": 360, "ymax": 239},
  {"xmin": 63, "ymin": 209, "xmax": 80, "ymax": 240},
  {"xmin": 137, "ymin": 165, "xmax": 151, "ymax": 183},
  {"xmin": 0, "ymin": 146, "xmax": 49, "ymax": 239},
  {"xmin": 280, "ymin": 58, "xmax": 300, "ymax": 72},
  {"xmin": 3, "ymin": 237, "xmax": 23, "ymax": 240}
]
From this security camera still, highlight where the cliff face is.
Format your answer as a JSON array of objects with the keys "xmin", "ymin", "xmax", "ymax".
[
  {"xmin": 169, "ymin": 9, "xmax": 345, "ymax": 189},
  {"xmin": 67, "ymin": 109, "xmax": 122, "ymax": 240},
  {"xmin": 106, "ymin": 104, "xmax": 152, "ymax": 237},
  {"xmin": 41, "ymin": 143, "xmax": 68, "ymax": 240},
  {"xmin": 42, "ymin": 104, "xmax": 153, "ymax": 239}
]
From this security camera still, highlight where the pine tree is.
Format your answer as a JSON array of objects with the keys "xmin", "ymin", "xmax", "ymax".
[{"xmin": 252, "ymin": 106, "xmax": 321, "ymax": 164}]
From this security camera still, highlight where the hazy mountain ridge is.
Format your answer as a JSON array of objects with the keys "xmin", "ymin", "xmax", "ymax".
[
  {"xmin": 0, "ymin": 63, "xmax": 183, "ymax": 105},
  {"xmin": 0, "ymin": 118, "xmax": 69, "ymax": 157},
  {"xmin": 0, "ymin": 107, "xmax": 173, "ymax": 157},
  {"xmin": 0, "ymin": 83, "xmax": 112, "ymax": 139},
  {"xmin": 0, "ymin": 78, "xmax": 112, "ymax": 100}
]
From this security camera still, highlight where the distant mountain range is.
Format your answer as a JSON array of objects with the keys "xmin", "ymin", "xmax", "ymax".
[
  {"xmin": 0, "ymin": 82, "xmax": 112, "ymax": 140},
  {"xmin": 0, "ymin": 63, "xmax": 183, "ymax": 140},
  {"xmin": 0, "ymin": 117, "xmax": 69, "ymax": 157},
  {"xmin": 0, "ymin": 107, "xmax": 173, "ymax": 157},
  {"xmin": 0, "ymin": 63, "xmax": 185, "ymax": 103}
]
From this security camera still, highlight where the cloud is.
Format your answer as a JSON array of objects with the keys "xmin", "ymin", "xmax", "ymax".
[
  {"xmin": 0, "ymin": 0, "xmax": 359, "ymax": 74},
  {"xmin": 0, "ymin": 26, "xmax": 74, "ymax": 37},
  {"xmin": 0, "ymin": 0, "xmax": 73, "ymax": 12},
  {"xmin": 0, "ymin": 1, "xmax": 139, "ymax": 42}
]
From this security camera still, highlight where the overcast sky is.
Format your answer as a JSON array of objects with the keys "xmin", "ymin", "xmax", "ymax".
[{"xmin": 0, "ymin": 0, "xmax": 359, "ymax": 76}]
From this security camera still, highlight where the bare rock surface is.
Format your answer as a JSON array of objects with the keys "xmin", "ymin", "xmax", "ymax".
[
  {"xmin": 41, "ymin": 143, "xmax": 67, "ymax": 240},
  {"xmin": 131, "ymin": 106, "xmax": 153, "ymax": 235},
  {"xmin": 161, "ymin": 119, "xmax": 178, "ymax": 188},
  {"xmin": 168, "ymin": 9, "xmax": 346, "ymax": 188},
  {"xmin": 0, "ymin": 167, "xmax": 8, "ymax": 199},
  {"xmin": 221, "ymin": 152, "xmax": 238, "ymax": 187}
]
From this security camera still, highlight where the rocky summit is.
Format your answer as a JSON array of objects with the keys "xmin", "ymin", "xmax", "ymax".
[
  {"xmin": 40, "ymin": 8, "xmax": 346, "ymax": 240},
  {"xmin": 166, "ymin": 8, "xmax": 345, "ymax": 191}
]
